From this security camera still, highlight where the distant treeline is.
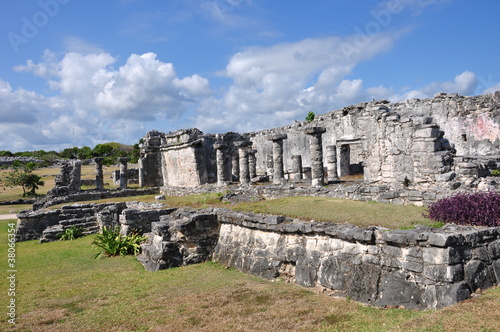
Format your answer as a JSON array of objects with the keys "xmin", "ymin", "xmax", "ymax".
[{"xmin": 0, "ymin": 141, "xmax": 141, "ymax": 167}]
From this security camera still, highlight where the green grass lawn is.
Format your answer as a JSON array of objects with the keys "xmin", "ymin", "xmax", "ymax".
[
  {"xmin": 0, "ymin": 218, "xmax": 499, "ymax": 331},
  {"xmin": 231, "ymin": 196, "xmax": 441, "ymax": 229}
]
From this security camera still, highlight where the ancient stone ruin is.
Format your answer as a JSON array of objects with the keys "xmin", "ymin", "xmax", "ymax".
[
  {"xmin": 14, "ymin": 92, "xmax": 500, "ymax": 310},
  {"xmin": 15, "ymin": 202, "xmax": 500, "ymax": 310},
  {"xmin": 138, "ymin": 92, "xmax": 500, "ymax": 203}
]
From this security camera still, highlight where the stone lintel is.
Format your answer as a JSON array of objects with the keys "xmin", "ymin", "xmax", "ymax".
[
  {"xmin": 234, "ymin": 141, "xmax": 251, "ymax": 148},
  {"xmin": 305, "ymin": 127, "xmax": 326, "ymax": 135},
  {"xmin": 160, "ymin": 138, "xmax": 203, "ymax": 152},
  {"xmin": 213, "ymin": 143, "xmax": 228, "ymax": 150},
  {"xmin": 268, "ymin": 133, "xmax": 288, "ymax": 141}
]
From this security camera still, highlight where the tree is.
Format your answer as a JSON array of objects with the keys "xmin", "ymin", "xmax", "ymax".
[
  {"xmin": 92, "ymin": 144, "xmax": 114, "ymax": 157},
  {"xmin": 1, "ymin": 162, "xmax": 45, "ymax": 197},
  {"xmin": 0, "ymin": 150, "xmax": 14, "ymax": 157}
]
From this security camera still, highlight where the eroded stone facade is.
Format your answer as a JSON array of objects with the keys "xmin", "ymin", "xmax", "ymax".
[{"xmin": 139, "ymin": 92, "xmax": 500, "ymax": 199}]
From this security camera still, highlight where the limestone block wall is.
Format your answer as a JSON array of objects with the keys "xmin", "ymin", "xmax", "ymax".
[
  {"xmin": 138, "ymin": 208, "xmax": 220, "ymax": 271},
  {"xmin": 213, "ymin": 209, "xmax": 500, "ymax": 309},
  {"xmin": 247, "ymin": 93, "xmax": 500, "ymax": 190},
  {"xmin": 16, "ymin": 201, "xmax": 166, "ymax": 242},
  {"xmin": 395, "ymin": 92, "xmax": 500, "ymax": 157},
  {"xmin": 160, "ymin": 129, "xmax": 209, "ymax": 187},
  {"xmin": 139, "ymin": 130, "xmax": 165, "ymax": 187}
]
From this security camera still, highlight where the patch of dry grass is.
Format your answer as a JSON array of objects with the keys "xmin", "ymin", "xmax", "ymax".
[{"xmin": 0, "ymin": 164, "xmax": 123, "ymax": 202}]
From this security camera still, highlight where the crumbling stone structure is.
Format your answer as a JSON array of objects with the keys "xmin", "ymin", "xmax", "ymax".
[
  {"xmin": 15, "ymin": 204, "xmax": 500, "ymax": 309},
  {"xmin": 47, "ymin": 160, "xmax": 82, "ymax": 197},
  {"xmin": 213, "ymin": 210, "xmax": 500, "ymax": 310},
  {"xmin": 137, "ymin": 92, "xmax": 499, "ymax": 199}
]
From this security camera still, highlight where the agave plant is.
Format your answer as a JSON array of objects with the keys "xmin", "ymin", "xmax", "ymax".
[{"xmin": 92, "ymin": 226, "xmax": 147, "ymax": 259}]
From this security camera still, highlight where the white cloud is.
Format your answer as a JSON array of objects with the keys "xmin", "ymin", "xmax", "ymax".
[
  {"xmin": 483, "ymin": 82, "xmax": 500, "ymax": 94},
  {"xmin": 63, "ymin": 36, "xmax": 106, "ymax": 55},
  {"xmin": 1, "ymin": 51, "xmax": 211, "ymax": 151},
  {"xmin": 394, "ymin": 71, "xmax": 478, "ymax": 101},
  {"xmin": 194, "ymin": 31, "xmax": 402, "ymax": 133},
  {"xmin": 13, "ymin": 49, "xmax": 59, "ymax": 79}
]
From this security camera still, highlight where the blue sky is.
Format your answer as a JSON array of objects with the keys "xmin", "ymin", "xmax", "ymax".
[{"xmin": 1, "ymin": 0, "xmax": 499, "ymax": 152}]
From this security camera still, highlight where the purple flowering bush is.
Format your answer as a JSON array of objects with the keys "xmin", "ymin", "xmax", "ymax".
[{"xmin": 425, "ymin": 191, "xmax": 500, "ymax": 227}]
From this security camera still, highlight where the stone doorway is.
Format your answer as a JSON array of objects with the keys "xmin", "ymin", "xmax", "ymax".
[{"xmin": 337, "ymin": 140, "xmax": 364, "ymax": 178}]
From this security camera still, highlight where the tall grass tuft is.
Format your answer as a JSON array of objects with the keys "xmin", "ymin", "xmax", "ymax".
[{"xmin": 59, "ymin": 226, "xmax": 84, "ymax": 241}]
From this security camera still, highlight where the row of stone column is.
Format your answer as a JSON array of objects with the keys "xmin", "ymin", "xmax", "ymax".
[
  {"xmin": 214, "ymin": 142, "xmax": 258, "ymax": 186},
  {"xmin": 268, "ymin": 127, "xmax": 339, "ymax": 187},
  {"xmin": 213, "ymin": 127, "xmax": 340, "ymax": 187}
]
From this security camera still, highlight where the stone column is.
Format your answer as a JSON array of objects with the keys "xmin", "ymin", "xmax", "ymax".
[
  {"xmin": 326, "ymin": 145, "xmax": 340, "ymax": 183},
  {"xmin": 339, "ymin": 145, "xmax": 350, "ymax": 177},
  {"xmin": 248, "ymin": 149, "xmax": 257, "ymax": 179},
  {"xmin": 214, "ymin": 143, "xmax": 230, "ymax": 186},
  {"xmin": 305, "ymin": 127, "xmax": 326, "ymax": 187},
  {"xmin": 266, "ymin": 154, "xmax": 274, "ymax": 178},
  {"xmin": 94, "ymin": 157, "xmax": 104, "ymax": 190},
  {"xmin": 69, "ymin": 160, "xmax": 82, "ymax": 192},
  {"xmin": 290, "ymin": 155, "xmax": 303, "ymax": 181},
  {"xmin": 268, "ymin": 134, "xmax": 287, "ymax": 185},
  {"xmin": 235, "ymin": 141, "xmax": 251, "ymax": 185},
  {"xmin": 231, "ymin": 149, "xmax": 240, "ymax": 182},
  {"xmin": 117, "ymin": 157, "xmax": 130, "ymax": 189}
]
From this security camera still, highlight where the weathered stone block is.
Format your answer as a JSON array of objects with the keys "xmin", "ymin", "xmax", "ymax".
[
  {"xmin": 423, "ymin": 264, "xmax": 464, "ymax": 282},
  {"xmin": 435, "ymin": 171, "xmax": 456, "ymax": 182},
  {"xmin": 464, "ymin": 260, "xmax": 494, "ymax": 291},
  {"xmin": 414, "ymin": 127, "xmax": 441, "ymax": 138},
  {"xmin": 376, "ymin": 270, "xmax": 425, "ymax": 309},
  {"xmin": 422, "ymin": 247, "xmax": 468, "ymax": 265},
  {"xmin": 427, "ymin": 232, "xmax": 465, "ymax": 247},
  {"xmin": 488, "ymin": 240, "xmax": 500, "ymax": 259},
  {"xmin": 434, "ymin": 282, "xmax": 471, "ymax": 309}
]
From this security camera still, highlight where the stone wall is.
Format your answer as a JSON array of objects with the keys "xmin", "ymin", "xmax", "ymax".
[
  {"xmin": 139, "ymin": 130, "xmax": 165, "ymax": 187},
  {"xmin": 16, "ymin": 200, "xmax": 166, "ymax": 242},
  {"xmin": 160, "ymin": 128, "xmax": 209, "ymax": 187},
  {"xmin": 138, "ymin": 208, "xmax": 220, "ymax": 271},
  {"xmin": 0, "ymin": 157, "xmax": 43, "ymax": 167},
  {"xmin": 212, "ymin": 209, "xmax": 500, "ymax": 310},
  {"xmin": 33, "ymin": 187, "xmax": 159, "ymax": 210}
]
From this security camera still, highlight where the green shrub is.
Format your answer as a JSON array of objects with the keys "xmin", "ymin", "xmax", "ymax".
[
  {"xmin": 305, "ymin": 111, "xmax": 315, "ymax": 123},
  {"xmin": 425, "ymin": 191, "xmax": 500, "ymax": 227},
  {"xmin": 92, "ymin": 227, "xmax": 147, "ymax": 259},
  {"xmin": 491, "ymin": 169, "xmax": 500, "ymax": 177},
  {"xmin": 59, "ymin": 226, "xmax": 85, "ymax": 241}
]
